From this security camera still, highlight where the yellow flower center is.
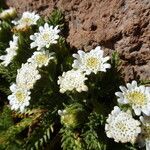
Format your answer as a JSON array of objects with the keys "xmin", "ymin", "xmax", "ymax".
[
  {"xmin": 86, "ymin": 57, "xmax": 100, "ymax": 69},
  {"xmin": 115, "ymin": 121, "xmax": 128, "ymax": 132},
  {"xmin": 35, "ymin": 54, "xmax": 48, "ymax": 65},
  {"xmin": 125, "ymin": 91, "xmax": 147, "ymax": 106},
  {"xmin": 42, "ymin": 33, "xmax": 50, "ymax": 41},
  {"xmin": 15, "ymin": 91, "xmax": 25, "ymax": 102},
  {"xmin": 21, "ymin": 17, "xmax": 33, "ymax": 24}
]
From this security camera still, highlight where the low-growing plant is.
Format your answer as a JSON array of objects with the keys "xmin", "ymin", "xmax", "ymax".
[{"xmin": 0, "ymin": 7, "xmax": 149, "ymax": 150}]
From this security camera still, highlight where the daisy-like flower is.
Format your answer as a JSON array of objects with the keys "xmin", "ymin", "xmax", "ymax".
[
  {"xmin": 57, "ymin": 70, "xmax": 88, "ymax": 93},
  {"xmin": 115, "ymin": 80, "xmax": 150, "ymax": 116},
  {"xmin": 0, "ymin": 7, "xmax": 16, "ymax": 19},
  {"xmin": 105, "ymin": 106, "xmax": 141, "ymax": 143},
  {"xmin": 16, "ymin": 63, "xmax": 41, "ymax": 90},
  {"xmin": 12, "ymin": 11, "xmax": 40, "ymax": 31},
  {"xmin": 8, "ymin": 83, "xmax": 31, "ymax": 112},
  {"xmin": 30, "ymin": 23, "xmax": 60, "ymax": 50},
  {"xmin": 27, "ymin": 50, "xmax": 54, "ymax": 68},
  {"xmin": 0, "ymin": 35, "xmax": 18, "ymax": 66},
  {"xmin": 139, "ymin": 116, "xmax": 150, "ymax": 150},
  {"xmin": 72, "ymin": 46, "xmax": 111, "ymax": 75}
]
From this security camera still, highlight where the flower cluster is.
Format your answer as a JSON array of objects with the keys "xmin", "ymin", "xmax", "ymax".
[
  {"xmin": 6, "ymin": 11, "xmax": 58, "ymax": 112},
  {"xmin": 115, "ymin": 80, "xmax": 150, "ymax": 116},
  {"xmin": 72, "ymin": 46, "xmax": 111, "ymax": 75},
  {"xmin": 16, "ymin": 63, "xmax": 41, "ymax": 90},
  {"xmin": 58, "ymin": 70, "xmax": 88, "ymax": 93},
  {"xmin": 8, "ymin": 84, "xmax": 31, "ymax": 112},
  {"xmin": 105, "ymin": 106, "xmax": 141, "ymax": 143},
  {"xmin": 9, "ymin": 47, "xmax": 55, "ymax": 112},
  {"xmin": 105, "ymin": 80, "xmax": 150, "ymax": 149},
  {"xmin": 12, "ymin": 11, "xmax": 40, "ymax": 31},
  {"xmin": 8, "ymin": 62, "xmax": 41, "ymax": 112},
  {"xmin": 30, "ymin": 23, "xmax": 60, "ymax": 50},
  {"xmin": 1, "ymin": 7, "xmax": 150, "ymax": 150},
  {"xmin": 58, "ymin": 46, "xmax": 111, "ymax": 93},
  {"xmin": 0, "ymin": 35, "xmax": 18, "ymax": 66},
  {"xmin": 27, "ymin": 50, "xmax": 54, "ymax": 68}
]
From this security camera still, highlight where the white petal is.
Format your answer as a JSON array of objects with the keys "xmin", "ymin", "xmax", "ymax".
[
  {"xmin": 78, "ymin": 50, "xmax": 85, "ymax": 57},
  {"xmin": 146, "ymin": 141, "xmax": 150, "ymax": 150},
  {"xmin": 119, "ymin": 86, "xmax": 127, "ymax": 92},
  {"xmin": 142, "ymin": 108, "xmax": 150, "ymax": 116},
  {"xmin": 126, "ymin": 83, "xmax": 133, "ymax": 90},
  {"xmin": 134, "ymin": 108, "xmax": 141, "ymax": 116},
  {"xmin": 103, "ymin": 56, "xmax": 110, "ymax": 62},
  {"xmin": 94, "ymin": 46, "xmax": 101, "ymax": 51},
  {"xmin": 10, "ymin": 83, "xmax": 17, "ymax": 92},
  {"xmin": 103, "ymin": 63, "xmax": 111, "ymax": 69},
  {"xmin": 115, "ymin": 92, "xmax": 123, "ymax": 98},
  {"xmin": 131, "ymin": 80, "xmax": 137, "ymax": 88}
]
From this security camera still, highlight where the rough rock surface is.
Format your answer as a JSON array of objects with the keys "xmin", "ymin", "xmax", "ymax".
[{"xmin": 5, "ymin": 0, "xmax": 150, "ymax": 82}]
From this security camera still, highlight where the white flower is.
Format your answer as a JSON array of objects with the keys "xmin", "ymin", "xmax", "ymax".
[
  {"xmin": 12, "ymin": 11, "xmax": 40, "ymax": 26},
  {"xmin": 139, "ymin": 116, "xmax": 150, "ymax": 150},
  {"xmin": 30, "ymin": 23, "xmax": 60, "ymax": 50},
  {"xmin": 105, "ymin": 106, "xmax": 141, "ymax": 143},
  {"xmin": 8, "ymin": 84, "xmax": 31, "ymax": 112},
  {"xmin": 57, "ymin": 70, "xmax": 88, "ymax": 93},
  {"xmin": 0, "ymin": 7, "xmax": 16, "ymax": 19},
  {"xmin": 16, "ymin": 63, "xmax": 41, "ymax": 90},
  {"xmin": 115, "ymin": 80, "xmax": 150, "ymax": 116},
  {"xmin": 12, "ymin": 11, "xmax": 40, "ymax": 31},
  {"xmin": 72, "ymin": 46, "xmax": 111, "ymax": 75},
  {"xmin": 27, "ymin": 50, "xmax": 54, "ymax": 68},
  {"xmin": 0, "ymin": 35, "xmax": 18, "ymax": 66}
]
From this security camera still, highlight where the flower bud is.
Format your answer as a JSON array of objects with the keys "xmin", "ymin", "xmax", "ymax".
[{"xmin": 60, "ymin": 103, "xmax": 88, "ymax": 129}]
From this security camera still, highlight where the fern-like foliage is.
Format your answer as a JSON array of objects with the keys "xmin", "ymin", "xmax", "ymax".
[
  {"xmin": 0, "ymin": 105, "xmax": 14, "ymax": 131},
  {"xmin": 47, "ymin": 9, "xmax": 64, "ymax": 29},
  {"xmin": 60, "ymin": 112, "xmax": 107, "ymax": 150},
  {"xmin": 24, "ymin": 110, "xmax": 57, "ymax": 150},
  {"xmin": 61, "ymin": 127, "xmax": 84, "ymax": 150},
  {"xmin": 82, "ymin": 112, "xmax": 106, "ymax": 150},
  {"xmin": 0, "ymin": 108, "xmax": 45, "ymax": 150}
]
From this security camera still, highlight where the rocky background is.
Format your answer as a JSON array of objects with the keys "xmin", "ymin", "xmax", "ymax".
[{"xmin": 5, "ymin": 0, "xmax": 150, "ymax": 82}]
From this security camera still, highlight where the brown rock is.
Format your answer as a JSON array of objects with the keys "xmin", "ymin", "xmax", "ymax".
[{"xmin": 5, "ymin": 0, "xmax": 150, "ymax": 82}]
